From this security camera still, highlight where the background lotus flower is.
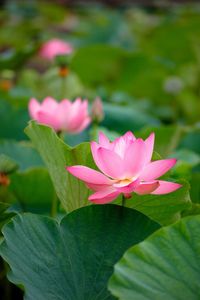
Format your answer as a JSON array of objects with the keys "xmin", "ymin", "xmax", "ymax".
[
  {"xmin": 28, "ymin": 97, "xmax": 91, "ymax": 134},
  {"xmin": 39, "ymin": 38, "xmax": 73, "ymax": 60},
  {"xmin": 67, "ymin": 131, "xmax": 181, "ymax": 204},
  {"xmin": 91, "ymin": 96, "xmax": 104, "ymax": 123}
]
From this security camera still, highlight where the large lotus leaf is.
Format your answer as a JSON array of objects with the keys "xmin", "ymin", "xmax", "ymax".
[
  {"xmin": 0, "ymin": 205, "xmax": 160, "ymax": 300},
  {"xmin": 123, "ymin": 180, "xmax": 191, "ymax": 226},
  {"xmin": 182, "ymin": 203, "xmax": 200, "ymax": 217},
  {"xmin": 0, "ymin": 99, "xmax": 29, "ymax": 140},
  {"xmin": 0, "ymin": 140, "xmax": 43, "ymax": 171},
  {"xmin": 109, "ymin": 215, "xmax": 200, "ymax": 300},
  {"xmin": 190, "ymin": 172, "xmax": 200, "ymax": 204},
  {"xmin": 0, "ymin": 202, "xmax": 15, "ymax": 232},
  {"xmin": 9, "ymin": 168, "xmax": 56, "ymax": 214},
  {"xmin": 181, "ymin": 172, "xmax": 200, "ymax": 217},
  {"xmin": 25, "ymin": 121, "xmax": 94, "ymax": 212}
]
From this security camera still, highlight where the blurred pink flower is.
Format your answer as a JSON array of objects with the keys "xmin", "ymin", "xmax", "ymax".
[
  {"xmin": 66, "ymin": 131, "xmax": 181, "ymax": 204},
  {"xmin": 91, "ymin": 97, "xmax": 104, "ymax": 123},
  {"xmin": 39, "ymin": 39, "xmax": 73, "ymax": 60},
  {"xmin": 28, "ymin": 97, "xmax": 91, "ymax": 133}
]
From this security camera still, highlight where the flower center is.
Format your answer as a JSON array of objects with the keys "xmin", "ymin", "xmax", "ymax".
[
  {"xmin": 119, "ymin": 178, "xmax": 132, "ymax": 185},
  {"xmin": 113, "ymin": 178, "xmax": 133, "ymax": 188}
]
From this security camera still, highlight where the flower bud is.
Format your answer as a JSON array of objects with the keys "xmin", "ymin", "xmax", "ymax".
[
  {"xmin": 39, "ymin": 39, "xmax": 73, "ymax": 61},
  {"xmin": 91, "ymin": 97, "xmax": 104, "ymax": 123}
]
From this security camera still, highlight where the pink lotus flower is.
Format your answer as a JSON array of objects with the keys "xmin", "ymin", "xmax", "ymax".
[
  {"xmin": 66, "ymin": 132, "xmax": 181, "ymax": 204},
  {"xmin": 28, "ymin": 97, "xmax": 91, "ymax": 133},
  {"xmin": 39, "ymin": 39, "xmax": 73, "ymax": 61}
]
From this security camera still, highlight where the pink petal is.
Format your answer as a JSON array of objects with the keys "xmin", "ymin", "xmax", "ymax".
[
  {"xmin": 66, "ymin": 99, "xmax": 90, "ymax": 133},
  {"xmin": 91, "ymin": 145, "xmax": 124, "ymax": 179},
  {"xmin": 91, "ymin": 141, "xmax": 100, "ymax": 156},
  {"xmin": 145, "ymin": 132, "xmax": 155, "ymax": 163},
  {"xmin": 41, "ymin": 97, "xmax": 58, "ymax": 113},
  {"xmin": 98, "ymin": 132, "xmax": 111, "ymax": 148},
  {"xmin": 66, "ymin": 165, "xmax": 112, "ymax": 185},
  {"xmin": 61, "ymin": 98, "xmax": 72, "ymax": 106},
  {"xmin": 59, "ymin": 99, "xmax": 71, "ymax": 110},
  {"xmin": 123, "ymin": 131, "xmax": 136, "ymax": 142},
  {"xmin": 89, "ymin": 188, "xmax": 120, "ymax": 204},
  {"xmin": 86, "ymin": 183, "xmax": 110, "ymax": 191},
  {"xmin": 113, "ymin": 136, "xmax": 128, "ymax": 158},
  {"xmin": 37, "ymin": 111, "xmax": 60, "ymax": 131},
  {"xmin": 81, "ymin": 99, "xmax": 89, "ymax": 111},
  {"xmin": 28, "ymin": 98, "xmax": 41, "ymax": 120},
  {"xmin": 151, "ymin": 180, "xmax": 182, "ymax": 195},
  {"xmin": 134, "ymin": 181, "xmax": 160, "ymax": 195},
  {"xmin": 140, "ymin": 158, "xmax": 177, "ymax": 181},
  {"xmin": 123, "ymin": 138, "xmax": 146, "ymax": 178},
  {"xmin": 55, "ymin": 100, "xmax": 71, "ymax": 129},
  {"xmin": 108, "ymin": 132, "xmax": 136, "ymax": 158},
  {"xmin": 71, "ymin": 98, "xmax": 82, "ymax": 114},
  {"xmin": 71, "ymin": 117, "xmax": 91, "ymax": 134},
  {"xmin": 113, "ymin": 179, "xmax": 139, "ymax": 193},
  {"xmin": 66, "ymin": 114, "xmax": 83, "ymax": 131}
]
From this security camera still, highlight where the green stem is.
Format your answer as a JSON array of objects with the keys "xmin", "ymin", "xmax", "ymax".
[
  {"xmin": 90, "ymin": 121, "xmax": 99, "ymax": 141},
  {"xmin": 60, "ymin": 76, "xmax": 66, "ymax": 99},
  {"xmin": 122, "ymin": 195, "xmax": 126, "ymax": 207}
]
